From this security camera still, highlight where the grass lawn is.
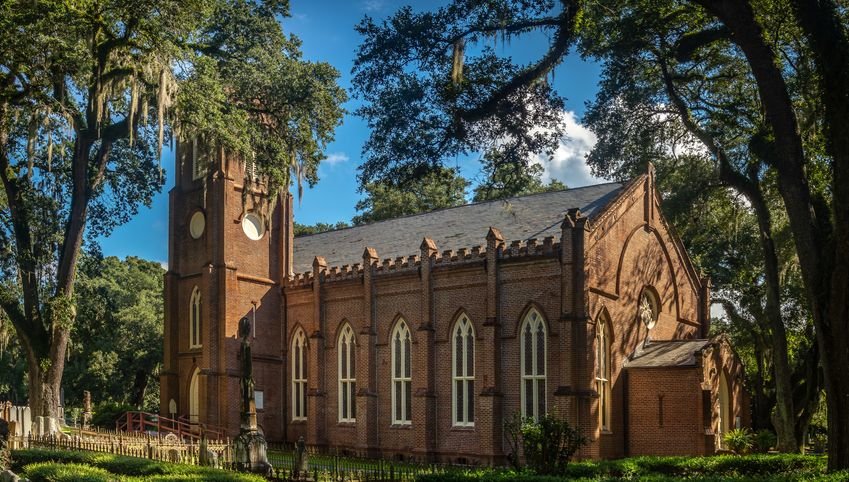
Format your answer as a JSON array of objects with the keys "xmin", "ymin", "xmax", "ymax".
[
  {"xmin": 417, "ymin": 454, "xmax": 849, "ymax": 481},
  {"xmin": 10, "ymin": 449, "xmax": 265, "ymax": 481}
]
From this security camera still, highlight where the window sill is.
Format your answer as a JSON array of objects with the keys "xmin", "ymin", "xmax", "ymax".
[
  {"xmin": 390, "ymin": 423, "xmax": 412, "ymax": 429},
  {"xmin": 290, "ymin": 419, "xmax": 307, "ymax": 425},
  {"xmin": 450, "ymin": 426, "xmax": 475, "ymax": 432},
  {"xmin": 600, "ymin": 429, "xmax": 613, "ymax": 436},
  {"xmin": 337, "ymin": 421, "xmax": 357, "ymax": 427}
]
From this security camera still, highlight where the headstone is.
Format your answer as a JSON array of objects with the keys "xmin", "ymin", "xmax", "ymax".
[
  {"xmin": 20, "ymin": 407, "xmax": 30, "ymax": 437},
  {"xmin": 35, "ymin": 416, "xmax": 45, "ymax": 436},
  {"xmin": 82, "ymin": 391, "xmax": 92, "ymax": 429},
  {"xmin": 294, "ymin": 436, "xmax": 309, "ymax": 477},
  {"xmin": 0, "ymin": 469, "xmax": 20, "ymax": 482}
]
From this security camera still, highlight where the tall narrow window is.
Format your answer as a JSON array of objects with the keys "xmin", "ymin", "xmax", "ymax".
[
  {"xmin": 391, "ymin": 319, "xmax": 412, "ymax": 425},
  {"xmin": 596, "ymin": 314, "xmax": 611, "ymax": 431},
  {"xmin": 452, "ymin": 315, "xmax": 475, "ymax": 427},
  {"xmin": 520, "ymin": 309, "xmax": 547, "ymax": 420},
  {"xmin": 192, "ymin": 138, "xmax": 208, "ymax": 180},
  {"xmin": 292, "ymin": 329, "xmax": 307, "ymax": 421},
  {"xmin": 189, "ymin": 287, "xmax": 201, "ymax": 349},
  {"xmin": 338, "ymin": 324, "xmax": 357, "ymax": 422}
]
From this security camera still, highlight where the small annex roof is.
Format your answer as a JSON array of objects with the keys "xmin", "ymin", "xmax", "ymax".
[
  {"xmin": 292, "ymin": 181, "xmax": 624, "ymax": 274},
  {"xmin": 624, "ymin": 339, "xmax": 712, "ymax": 368}
]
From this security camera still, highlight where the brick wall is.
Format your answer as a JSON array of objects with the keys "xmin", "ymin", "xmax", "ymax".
[{"xmin": 163, "ymin": 156, "xmax": 750, "ymax": 461}]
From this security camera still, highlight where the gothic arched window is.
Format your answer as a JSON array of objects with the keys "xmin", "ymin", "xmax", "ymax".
[
  {"xmin": 338, "ymin": 323, "xmax": 357, "ymax": 422},
  {"xmin": 189, "ymin": 287, "xmax": 201, "ymax": 349},
  {"xmin": 452, "ymin": 314, "xmax": 475, "ymax": 427},
  {"xmin": 596, "ymin": 314, "xmax": 611, "ymax": 431},
  {"xmin": 292, "ymin": 329, "xmax": 307, "ymax": 421},
  {"xmin": 520, "ymin": 308, "xmax": 547, "ymax": 420},
  {"xmin": 391, "ymin": 318, "xmax": 412, "ymax": 425}
]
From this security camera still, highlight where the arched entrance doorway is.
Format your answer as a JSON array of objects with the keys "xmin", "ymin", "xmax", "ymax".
[
  {"xmin": 717, "ymin": 372, "xmax": 731, "ymax": 448},
  {"xmin": 189, "ymin": 368, "xmax": 200, "ymax": 424}
]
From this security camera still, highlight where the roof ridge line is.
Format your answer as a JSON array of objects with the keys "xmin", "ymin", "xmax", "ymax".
[{"xmin": 295, "ymin": 181, "xmax": 622, "ymax": 239}]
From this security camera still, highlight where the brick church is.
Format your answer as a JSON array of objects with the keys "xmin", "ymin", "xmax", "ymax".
[{"xmin": 160, "ymin": 142, "xmax": 749, "ymax": 462}]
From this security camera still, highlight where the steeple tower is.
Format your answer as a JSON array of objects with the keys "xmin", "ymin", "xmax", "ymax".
[{"xmin": 160, "ymin": 140, "xmax": 292, "ymax": 439}]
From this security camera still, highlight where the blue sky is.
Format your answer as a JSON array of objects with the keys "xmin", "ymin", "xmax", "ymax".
[{"xmin": 96, "ymin": 0, "xmax": 606, "ymax": 264}]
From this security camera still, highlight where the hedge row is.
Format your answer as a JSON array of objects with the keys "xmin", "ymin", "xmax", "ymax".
[
  {"xmin": 417, "ymin": 454, "xmax": 849, "ymax": 482},
  {"xmin": 11, "ymin": 449, "xmax": 266, "ymax": 482}
]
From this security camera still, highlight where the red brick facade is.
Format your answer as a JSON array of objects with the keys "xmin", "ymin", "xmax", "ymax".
[{"xmin": 160, "ymin": 145, "xmax": 749, "ymax": 462}]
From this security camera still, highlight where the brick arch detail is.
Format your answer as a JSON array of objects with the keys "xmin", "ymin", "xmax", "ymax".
[
  {"xmin": 514, "ymin": 301, "xmax": 551, "ymax": 336},
  {"xmin": 288, "ymin": 323, "xmax": 309, "ymax": 349},
  {"xmin": 449, "ymin": 308, "xmax": 476, "ymax": 337},
  {"xmin": 383, "ymin": 313, "xmax": 414, "ymax": 345},
  {"xmin": 329, "ymin": 319, "xmax": 355, "ymax": 349},
  {"xmin": 593, "ymin": 305, "xmax": 614, "ymax": 340},
  {"xmin": 614, "ymin": 223, "xmax": 682, "ymax": 322}
]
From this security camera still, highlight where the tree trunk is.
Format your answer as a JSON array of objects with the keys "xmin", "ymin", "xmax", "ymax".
[{"xmin": 130, "ymin": 369, "xmax": 149, "ymax": 409}]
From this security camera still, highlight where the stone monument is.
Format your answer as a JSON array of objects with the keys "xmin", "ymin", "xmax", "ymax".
[
  {"xmin": 82, "ymin": 391, "xmax": 92, "ymax": 429},
  {"xmin": 294, "ymin": 436, "xmax": 309, "ymax": 478},
  {"xmin": 233, "ymin": 316, "xmax": 271, "ymax": 475}
]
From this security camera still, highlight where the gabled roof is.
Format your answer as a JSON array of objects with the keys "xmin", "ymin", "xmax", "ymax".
[
  {"xmin": 624, "ymin": 339, "xmax": 712, "ymax": 368},
  {"xmin": 292, "ymin": 182, "xmax": 624, "ymax": 274}
]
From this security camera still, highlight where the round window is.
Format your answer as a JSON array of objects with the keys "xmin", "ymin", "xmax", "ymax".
[
  {"xmin": 242, "ymin": 212, "xmax": 265, "ymax": 240},
  {"xmin": 638, "ymin": 292, "xmax": 658, "ymax": 330},
  {"xmin": 189, "ymin": 211, "xmax": 205, "ymax": 239}
]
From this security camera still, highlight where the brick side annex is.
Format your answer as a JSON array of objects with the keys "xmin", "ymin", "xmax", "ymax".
[{"xmin": 160, "ymin": 143, "xmax": 749, "ymax": 463}]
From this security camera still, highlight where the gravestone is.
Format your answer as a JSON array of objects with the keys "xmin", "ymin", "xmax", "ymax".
[
  {"xmin": 294, "ymin": 436, "xmax": 309, "ymax": 478},
  {"xmin": 82, "ymin": 391, "xmax": 92, "ymax": 429}
]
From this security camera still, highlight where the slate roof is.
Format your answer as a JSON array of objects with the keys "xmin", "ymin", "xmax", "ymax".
[
  {"xmin": 624, "ymin": 340, "xmax": 712, "ymax": 368},
  {"xmin": 292, "ymin": 181, "xmax": 624, "ymax": 274}
]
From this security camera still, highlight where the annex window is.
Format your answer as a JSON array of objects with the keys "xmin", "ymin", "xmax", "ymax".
[
  {"xmin": 338, "ymin": 323, "xmax": 357, "ymax": 422},
  {"xmin": 391, "ymin": 318, "xmax": 412, "ymax": 425},
  {"xmin": 596, "ymin": 314, "xmax": 611, "ymax": 431},
  {"xmin": 189, "ymin": 287, "xmax": 201, "ymax": 349},
  {"xmin": 520, "ymin": 308, "xmax": 547, "ymax": 420},
  {"xmin": 292, "ymin": 329, "xmax": 307, "ymax": 421},
  {"xmin": 452, "ymin": 314, "xmax": 475, "ymax": 427}
]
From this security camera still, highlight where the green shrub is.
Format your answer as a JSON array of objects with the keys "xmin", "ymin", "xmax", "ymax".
[
  {"xmin": 12, "ymin": 449, "xmax": 265, "ymax": 481},
  {"xmin": 503, "ymin": 413, "xmax": 587, "ymax": 475},
  {"xmin": 10, "ymin": 448, "xmax": 95, "ymax": 471},
  {"xmin": 723, "ymin": 428, "xmax": 754, "ymax": 454},
  {"xmin": 753, "ymin": 430, "xmax": 777, "ymax": 453},
  {"xmin": 24, "ymin": 462, "xmax": 114, "ymax": 482}
]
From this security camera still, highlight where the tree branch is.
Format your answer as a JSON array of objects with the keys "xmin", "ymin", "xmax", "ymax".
[{"xmin": 455, "ymin": 0, "xmax": 578, "ymax": 125}]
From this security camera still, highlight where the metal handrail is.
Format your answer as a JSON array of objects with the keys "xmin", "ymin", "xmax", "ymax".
[{"xmin": 115, "ymin": 411, "xmax": 226, "ymax": 441}]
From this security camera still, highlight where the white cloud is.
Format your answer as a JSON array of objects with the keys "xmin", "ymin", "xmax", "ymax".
[
  {"xmin": 159, "ymin": 261, "xmax": 169, "ymax": 270},
  {"xmin": 323, "ymin": 152, "xmax": 350, "ymax": 166},
  {"xmin": 530, "ymin": 110, "xmax": 607, "ymax": 188},
  {"xmin": 362, "ymin": 0, "xmax": 385, "ymax": 12}
]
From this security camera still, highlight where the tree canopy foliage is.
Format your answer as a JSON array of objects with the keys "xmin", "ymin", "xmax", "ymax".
[
  {"xmin": 64, "ymin": 256, "xmax": 164, "ymax": 411},
  {"xmin": 0, "ymin": 0, "xmax": 344, "ymax": 420},
  {"xmin": 359, "ymin": 0, "xmax": 849, "ymax": 468},
  {"xmin": 352, "ymin": 167, "xmax": 469, "ymax": 225},
  {"xmin": 473, "ymin": 153, "xmax": 566, "ymax": 202},
  {"xmin": 352, "ymin": 0, "xmax": 575, "ymax": 187}
]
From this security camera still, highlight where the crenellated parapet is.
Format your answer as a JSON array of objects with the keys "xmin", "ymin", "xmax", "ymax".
[{"xmin": 284, "ymin": 228, "xmax": 567, "ymax": 289}]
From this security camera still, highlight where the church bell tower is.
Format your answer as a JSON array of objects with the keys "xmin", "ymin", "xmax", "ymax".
[{"xmin": 160, "ymin": 140, "xmax": 292, "ymax": 440}]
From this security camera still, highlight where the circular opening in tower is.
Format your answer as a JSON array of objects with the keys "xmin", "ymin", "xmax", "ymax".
[
  {"xmin": 189, "ymin": 211, "xmax": 205, "ymax": 239},
  {"xmin": 242, "ymin": 212, "xmax": 265, "ymax": 240}
]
